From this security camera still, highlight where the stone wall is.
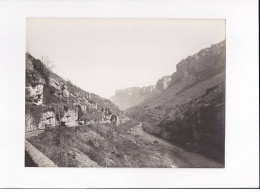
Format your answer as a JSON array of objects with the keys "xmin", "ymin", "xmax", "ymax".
[{"xmin": 25, "ymin": 140, "xmax": 57, "ymax": 167}]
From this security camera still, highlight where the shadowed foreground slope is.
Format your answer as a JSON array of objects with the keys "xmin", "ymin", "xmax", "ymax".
[{"xmin": 28, "ymin": 120, "xmax": 223, "ymax": 167}]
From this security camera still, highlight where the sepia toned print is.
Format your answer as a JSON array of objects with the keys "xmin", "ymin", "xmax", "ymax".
[{"xmin": 25, "ymin": 19, "xmax": 225, "ymax": 167}]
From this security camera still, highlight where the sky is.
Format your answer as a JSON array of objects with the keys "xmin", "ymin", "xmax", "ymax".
[{"xmin": 26, "ymin": 19, "xmax": 225, "ymax": 99}]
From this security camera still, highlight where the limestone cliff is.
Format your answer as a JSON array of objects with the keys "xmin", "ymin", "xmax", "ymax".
[
  {"xmin": 25, "ymin": 53, "xmax": 121, "ymax": 132},
  {"xmin": 169, "ymin": 40, "xmax": 225, "ymax": 87},
  {"xmin": 156, "ymin": 76, "xmax": 172, "ymax": 91},
  {"xmin": 110, "ymin": 86, "xmax": 157, "ymax": 110}
]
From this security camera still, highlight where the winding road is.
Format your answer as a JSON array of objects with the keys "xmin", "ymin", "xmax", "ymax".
[{"xmin": 25, "ymin": 129, "xmax": 44, "ymax": 139}]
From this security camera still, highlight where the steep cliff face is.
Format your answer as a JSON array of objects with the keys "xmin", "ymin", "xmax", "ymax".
[
  {"xmin": 25, "ymin": 53, "xmax": 121, "ymax": 132},
  {"xmin": 169, "ymin": 40, "xmax": 225, "ymax": 87},
  {"xmin": 156, "ymin": 76, "xmax": 172, "ymax": 91},
  {"xmin": 125, "ymin": 40, "xmax": 226, "ymax": 162},
  {"xmin": 109, "ymin": 86, "xmax": 157, "ymax": 110}
]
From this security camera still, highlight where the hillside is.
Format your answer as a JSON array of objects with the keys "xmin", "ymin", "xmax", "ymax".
[
  {"xmin": 25, "ymin": 53, "xmax": 121, "ymax": 132},
  {"xmin": 125, "ymin": 40, "xmax": 226, "ymax": 162}
]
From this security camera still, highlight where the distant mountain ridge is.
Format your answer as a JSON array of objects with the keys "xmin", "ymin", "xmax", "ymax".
[
  {"xmin": 110, "ymin": 75, "xmax": 174, "ymax": 111},
  {"xmin": 110, "ymin": 85, "xmax": 157, "ymax": 110}
]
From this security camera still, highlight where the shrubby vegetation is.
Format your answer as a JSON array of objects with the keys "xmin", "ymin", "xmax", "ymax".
[
  {"xmin": 142, "ymin": 122, "xmax": 161, "ymax": 136},
  {"xmin": 118, "ymin": 119, "xmax": 139, "ymax": 132}
]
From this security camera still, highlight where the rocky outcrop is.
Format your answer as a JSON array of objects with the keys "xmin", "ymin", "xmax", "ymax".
[
  {"xmin": 38, "ymin": 111, "xmax": 58, "ymax": 129},
  {"xmin": 26, "ymin": 109, "xmax": 58, "ymax": 131},
  {"xmin": 61, "ymin": 109, "xmax": 79, "ymax": 127},
  {"xmin": 170, "ymin": 40, "xmax": 225, "ymax": 87},
  {"xmin": 25, "ymin": 84, "xmax": 44, "ymax": 105},
  {"xmin": 25, "ymin": 59, "xmax": 46, "ymax": 105},
  {"xmin": 25, "ymin": 53, "xmax": 122, "ymax": 131},
  {"xmin": 156, "ymin": 76, "xmax": 172, "ymax": 91},
  {"xmin": 48, "ymin": 78, "xmax": 70, "ymax": 99}
]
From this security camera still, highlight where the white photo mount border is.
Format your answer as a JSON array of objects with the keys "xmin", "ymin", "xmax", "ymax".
[{"xmin": 0, "ymin": 0, "xmax": 259, "ymax": 188}]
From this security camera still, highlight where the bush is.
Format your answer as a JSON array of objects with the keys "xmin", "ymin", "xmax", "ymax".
[
  {"xmin": 32, "ymin": 59, "xmax": 50, "ymax": 85},
  {"xmin": 142, "ymin": 122, "xmax": 160, "ymax": 135},
  {"xmin": 43, "ymin": 85, "xmax": 61, "ymax": 105}
]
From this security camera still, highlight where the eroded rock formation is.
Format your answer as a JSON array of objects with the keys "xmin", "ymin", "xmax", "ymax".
[
  {"xmin": 61, "ymin": 109, "xmax": 79, "ymax": 127},
  {"xmin": 38, "ymin": 111, "xmax": 58, "ymax": 129},
  {"xmin": 26, "ymin": 84, "xmax": 44, "ymax": 105},
  {"xmin": 25, "ymin": 53, "xmax": 121, "ymax": 132},
  {"xmin": 156, "ymin": 76, "xmax": 172, "ymax": 91}
]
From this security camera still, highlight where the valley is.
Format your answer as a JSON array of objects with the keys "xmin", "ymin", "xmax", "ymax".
[
  {"xmin": 25, "ymin": 40, "xmax": 225, "ymax": 168},
  {"xmin": 111, "ymin": 40, "xmax": 226, "ymax": 164}
]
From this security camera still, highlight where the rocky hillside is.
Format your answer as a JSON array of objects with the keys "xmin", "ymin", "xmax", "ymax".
[
  {"xmin": 125, "ymin": 40, "xmax": 226, "ymax": 163},
  {"xmin": 25, "ymin": 53, "xmax": 121, "ymax": 132}
]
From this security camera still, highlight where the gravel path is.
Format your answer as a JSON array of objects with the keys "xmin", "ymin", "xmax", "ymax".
[{"xmin": 25, "ymin": 130, "xmax": 44, "ymax": 139}]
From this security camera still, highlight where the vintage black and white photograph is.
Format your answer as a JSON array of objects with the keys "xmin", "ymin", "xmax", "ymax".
[{"xmin": 25, "ymin": 18, "xmax": 226, "ymax": 168}]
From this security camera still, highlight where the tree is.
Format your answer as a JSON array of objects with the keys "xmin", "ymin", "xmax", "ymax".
[
  {"xmin": 41, "ymin": 56, "xmax": 55, "ymax": 70},
  {"xmin": 39, "ymin": 56, "xmax": 55, "ymax": 85}
]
